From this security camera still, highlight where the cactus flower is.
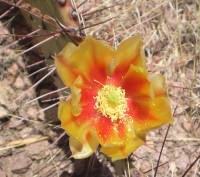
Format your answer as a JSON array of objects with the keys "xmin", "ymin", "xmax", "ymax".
[{"xmin": 55, "ymin": 35, "xmax": 173, "ymax": 161}]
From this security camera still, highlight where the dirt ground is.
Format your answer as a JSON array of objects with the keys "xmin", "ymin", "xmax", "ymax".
[{"xmin": 0, "ymin": 0, "xmax": 200, "ymax": 177}]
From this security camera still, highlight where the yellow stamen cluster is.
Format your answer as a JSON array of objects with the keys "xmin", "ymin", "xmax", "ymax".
[{"xmin": 95, "ymin": 85, "xmax": 128, "ymax": 122}]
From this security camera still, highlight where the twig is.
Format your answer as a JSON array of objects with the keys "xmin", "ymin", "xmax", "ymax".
[
  {"xmin": 181, "ymin": 154, "xmax": 200, "ymax": 177},
  {"xmin": 0, "ymin": 135, "xmax": 48, "ymax": 151},
  {"xmin": 154, "ymin": 106, "xmax": 177, "ymax": 177},
  {"xmin": 154, "ymin": 125, "xmax": 171, "ymax": 177}
]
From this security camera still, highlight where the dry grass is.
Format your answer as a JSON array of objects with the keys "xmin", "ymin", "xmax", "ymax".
[{"xmin": 0, "ymin": 0, "xmax": 200, "ymax": 177}]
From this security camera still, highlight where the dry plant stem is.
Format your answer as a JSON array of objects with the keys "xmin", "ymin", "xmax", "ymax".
[
  {"xmin": 83, "ymin": 3, "xmax": 122, "ymax": 17},
  {"xmin": 0, "ymin": 136, "xmax": 48, "ymax": 151},
  {"xmin": 154, "ymin": 106, "xmax": 177, "ymax": 177},
  {"xmin": 7, "ymin": 114, "xmax": 56, "ymax": 128},
  {"xmin": 153, "ymin": 125, "xmax": 171, "ymax": 177},
  {"xmin": 77, "ymin": 0, "xmax": 87, "ymax": 9},
  {"xmin": 144, "ymin": 162, "xmax": 168, "ymax": 174},
  {"xmin": 80, "ymin": 16, "xmax": 116, "ymax": 30},
  {"xmin": 182, "ymin": 154, "xmax": 200, "ymax": 177}
]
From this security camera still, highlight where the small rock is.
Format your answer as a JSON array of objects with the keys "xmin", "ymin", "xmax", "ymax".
[
  {"xmin": 130, "ymin": 171, "xmax": 141, "ymax": 177},
  {"xmin": 169, "ymin": 162, "xmax": 177, "ymax": 174},
  {"xmin": 19, "ymin": 127, "xmax": 33, "ymax": 138},
  {"xmin": 27, "ymin": 107, "xmax": 38, "ymax": 119},
  {"xmin": 14, "ymin": 76, "xmax": 25, "ymax": 89},
  {"xmin": 39, "ymin": 165, "xmax": 54, "ymax": 177},
  {"xmin": 0, "ymin": 136, "xmax": 5, "ymax": 145},
  {"xmin": 7, "ymin": 63, "xmax": 19, "ymax": 76},
  {"xmin": 8, "ymin": 118, "xmax": 24, "ymax": 130},
  {"xmin": 0, "ymin": 149, "xmax": 12, "ymax": 158},
  {"xmin": 10, "ymin": 152, "xmax": 32, "ymax": 174},
  {"xmin": 0, "ymin": 169, "xmax": 6, "ymax": 177},
  {"xmin": 25, "ymin": 141, "xmax": 49, "ymax": 160},
  {"xmin": 175, "ymin": 150, "xmax": 189, "ymax": 170},
  {"xmin": 137, "ymin": 159, "xmax": 151, "ymax": 172},
  {"xmin": 0, "ymin": 106, "xmax": 8, "ymax": 119},
  {"xmin": 182, "ymin": 120, "xmax": 192, "ymax": 132}
]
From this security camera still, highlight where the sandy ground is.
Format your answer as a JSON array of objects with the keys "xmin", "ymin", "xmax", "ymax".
[{"xmin": 0, "ymin": 0, "xmax": 200, "ymax": 177}]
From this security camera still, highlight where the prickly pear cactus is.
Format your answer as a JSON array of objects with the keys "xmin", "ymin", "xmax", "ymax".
[
  {"xmin": 0, "ymin": 0, "xmax": 85, "ymax": 113},
  {"xmin": 13, "ymin": 0, "xmax": 83, "ymax": 58},
  {"xmin": 25, "ymin": 0, "xmax": 79, "ymax": 27}
]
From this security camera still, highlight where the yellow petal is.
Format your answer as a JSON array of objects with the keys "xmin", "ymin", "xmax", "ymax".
[
  {"xmin": 55, "ymin": 42, "xmax": 77, "ymax": 86},
  {"xmin": 132, "ymin": 96, "xmax": 173, "ymax": 136},
  {"xmin": 70, "ymin": 76, "xmax": 84, "ymax": 116},
  {"xmin": 101, "ymin": 136, "xmax": 144, "ymax": 161},
  {"xmin": 69, "ymin": 131, "xmax": 98, "ymax": 159},
  {"xmin": 100, "ymin": 118, "xmax": 144, "ymax": 161},
  {"xmin": 58, "ymin": 101, "xmax": 79, "ymax": 138},
  {"xmin": 58, "ymin": 101, "xmax": 85, "ymax": 142},
  {"xmin": 122, "ymin": 65, "xmax": 151, "ymax": 98},
  {"xmin": 112, "ymin": 35, "xmax": 146, "ymax": 77},
  {"xmin": 55, "ymin": 37, "xmax": 114, "ymax": 86},
  {"xmin": 69, "ymin": 37, "xmax": 93, "ymax": 80},
  {"xmin": 150, "ymin": 74, "xmax": 167, "ymax": 97},
  {"xmin": 91, "ymin": 38, "xmax": 114, "ymax": 76},
  {"xmin": 69, "ymin": 37, "xmax": 113, "ymax": 81},
  {"xmin": 58, "ymin": 101, "xmax": 99, "ymax": 159},
  {"xmin": 70, "ymin": 86, "xmax": 82, "ymax": 116},
  {"xmin": 95, "ymin": 118, "xmax": 125, "ymax": 147}
]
